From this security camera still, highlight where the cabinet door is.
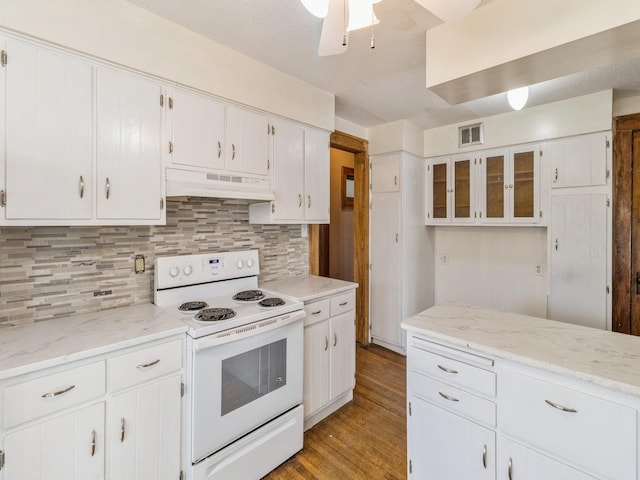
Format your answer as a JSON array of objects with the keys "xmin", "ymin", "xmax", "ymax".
[
  {"xmin": 303, "ymin": 320, "xmax": 330, "ymax": 418},
  {"xmin": 4, "ymin": 402, "xmax": 104, "ymax": 480},
  {"xmin": 509, "ymin": 145, "xmax": 540, "ymax": 223},
  {"xmin": 4, "ymin": 38, "xmax": 92, "ymax": 220},
  {"xmin": 109, "ymin": 374, "xmax": 181, "ymax": 480},
  {"xmin": 271, "ymin": 119, "xmax": 304, "ymax": 220},
  {"xmin": 408, "ymin": 396, "xmax": 494, "ymax": 480},
  {"xmin": 169, "ymin": 87, "xmax": 225, "ymax": 171},
  {"xmin": 96, "ymin": 67, "xmax": 163, "ymax": 221},
  {"xmin": 479, "ymin": 149, "xmax": 509, "ymax": 223},
  {"xmin": 370, "ymin": 192, "xmax": 402, "ymax": 346},
  {"xmin": 549, "ymin": 194, "xmax": 607, "ymax": 329},
  {"xmin": 371, "ymin": 153, "xmax": 400, "ymax": 193},
  {"xmin": 425, "ymin": 157, "xmax": 451, "ymax": 224},
  {"xmin": 226, "ymin": 106, "xmax": 270, "ymax": 177},
  {"xmin": 303, "ymin": 128, "xmax": 330, "ymax": 222},
  {"xmin": 329, "ymin": 310, "xmax": 355, "ymax": 401},
  {"xmin": 550, "ymin": 132, "xmax": 609, "ymax": 189},
  {"xmin": 451, "ymin": 154, "xmax": 475, "ymax": 223}
]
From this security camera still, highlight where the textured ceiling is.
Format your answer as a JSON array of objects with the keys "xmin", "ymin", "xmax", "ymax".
[{"xmin": 125, "ymin": 0, "xmax": 640, "ymax": 130}]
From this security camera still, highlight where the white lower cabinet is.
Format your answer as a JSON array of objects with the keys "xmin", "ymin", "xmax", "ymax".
[
  {"xmin": 302, "ymin": 290, "xmax": 356, "ymax": 430},
  {"xmin": 0, "ymin": 336, "xmax": 183, "ymax": 480}
]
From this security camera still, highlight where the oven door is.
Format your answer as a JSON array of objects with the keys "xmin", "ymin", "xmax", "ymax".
[{"xmin": 190, "ymin": 311, "xmax": 304, "ymax": 463}]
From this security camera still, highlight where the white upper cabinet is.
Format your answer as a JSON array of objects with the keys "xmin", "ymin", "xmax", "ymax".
[
  {"xmin": 303, "ymin": 127, "xmax": 330, "ymax": 222},
  {"xmin": 226, "ymin": 105, "xmax": 270, "ymax": 177},
  {"xmin": 168, "ymin": 87, "xmax": 225, "ymax": 171},
  {"xmin": 425, "ymin": 155, "xmax": 476, "ymax": 224},
  {"xmin": 549, "ymin": 132, "xmax": 609, "ymax": 188},
  {"xmin": 371, "ymin": 153, "xmax": 400, "ymax": 193},
  {"xmin": 3, "ymin": 38, "xmax": 93, "ymax": 221},
  {"xmin": 507, "ymin": 143, "xmax": 541, "ymax": 224},
  {"xmin": 96, "ymin": 67, "xmax": 164, "ymax": 222},
  {"xmin": 271, "ymin": 118, "xmax": 305, "ymax": 220}
]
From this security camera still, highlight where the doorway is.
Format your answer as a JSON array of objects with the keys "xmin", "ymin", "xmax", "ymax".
[
  {"xmin": 309, "ymin": 130, "xmax": 370, "ymax": 345},
  {"xmin": 613, "ymin": 113, "xmax": 640, "ymax": 335}
]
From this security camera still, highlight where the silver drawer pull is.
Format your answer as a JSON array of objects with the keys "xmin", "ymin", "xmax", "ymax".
[
  {"xmin": 437, "ymin": 364, "xmax": 459, "ymax": 374},
  {"xmin": 545, "ymin": 399, "xmax": 577, "ymax": 413},
  {"xmin": 137, "ymin": 359, "xmax": 160, "ymax": 369},
  {"xmin": 482, "ymin": 444, "xmax": 487, "ymax": 469},
  {"xmin": 311, "ymin": 310, "xmax": 322, "ymax": 315},
  {"xmin": 42, "ymin": 384, "xmax": 75, "ymax": 398},
  {"xmin": 333, "ymin": 333, "xmax": 338, "ymax": 347},
  {"xmin": 91, "ymin": 430, "xmax": 96, "ymax": 457},
  {"xmin": 120, "ymin": 417, "xmax": 126, "ymax": 442},
  {"xmin": 438, "ymin": 391, "xmax": 459, "ymax": 402},
  {"xmin": 508, "ymin": 458, "xmax": 513, "ymax": 480},
  {"xmin": 324, "ymin": 336, "xmax": 329, "ymax": 351},
  {"xmin": 339, "ymin": 301, "xmax": 348, "ymax": 306},
  {"xmin": 105, "ymin": 177, "xmax": 110, "ymax": 199}
]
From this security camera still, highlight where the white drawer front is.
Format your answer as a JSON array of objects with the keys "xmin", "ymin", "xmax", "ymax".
[
  {"xmin": 499, "ymin": 368, "xmax": 637, "ymax": 480},
  {"xmin": 304, "ymin": 299, "xmax": 331, "ymax": 326},
  {"xmin": 109, "ymin": 339, "xmax": 182, "ymax": 392},
  {"xmin": 330, "ymin": 291, "xmax": 355, "ymax": 316},
  {"xmin": 4, "ymin": 361, "xmax": 106, "ymax": 428},
  {"xmin": 409, "ymin": 345, "xmax": 496, "ymax": 397},
  {"xmin": 411, "ymin": 371, "xmax": 496, "ymax": 427}
]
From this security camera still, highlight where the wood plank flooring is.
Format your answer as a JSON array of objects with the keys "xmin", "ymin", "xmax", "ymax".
[{"xmin": 264, "ymin": 344, "xmax": 407, "ymax": 480}]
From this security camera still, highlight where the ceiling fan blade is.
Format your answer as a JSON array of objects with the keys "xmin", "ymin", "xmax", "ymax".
[
  {"xmin": 414, "ymin": 0, "xmax": 481, "ymax": 24},
  {"xmin": 318, "ymin": 0, "xmax": 348, "ymax": 56}
]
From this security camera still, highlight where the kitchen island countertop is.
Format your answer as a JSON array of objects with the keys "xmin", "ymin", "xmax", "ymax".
[
  {"xmin": 0, "ymin": 303, "xmax": 186, "ymax": 380},
  {"xmin": 402, "ymin": 304, "xmax": 640, "ymax": 398},
  {"xmin": 262, "ymin": 275, "xmax": 357, "ymax": 302}
]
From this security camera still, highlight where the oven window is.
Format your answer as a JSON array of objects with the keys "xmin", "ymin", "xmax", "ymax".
[{"xmin": 221, "ymin": 338, "xmax": 287, "ymax": 416}]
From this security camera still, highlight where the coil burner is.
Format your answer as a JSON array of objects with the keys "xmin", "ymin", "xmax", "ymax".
[
  {"xmin": 195, "ymin": 308, "xmax": 237, "ymax": 322},
  {"xmin": 178, "ymin": 301, "xmax": 208, "ymax": 312},
  {"xmin": 233, "ymin": 290, "xmax": 265, "ymax": 302},
  {"xmin": 259, "ymin": 297, "xmax": 286, "ymax": 308}
]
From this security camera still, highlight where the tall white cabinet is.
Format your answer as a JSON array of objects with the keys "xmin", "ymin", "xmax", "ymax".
[{"xmin": 370, "ymin": 152, "xmax": 434, "ymax": 354}]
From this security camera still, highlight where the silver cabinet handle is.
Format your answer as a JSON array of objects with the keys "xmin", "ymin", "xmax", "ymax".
[
  {"xmin": 554, "ymin": 167, "xmax": 559, "ymax": 182},
  {"xmin": 505, "ymin": 184, "xmax": 508, "ymax": 190},
  {"xmin": 544, "ymin": 399, "xmax": 577, "ymax": 413},
  {"xmin": 324, "ymin": 336, "xmax": 329, "ymax": 351},
  {"xmin": 298, "ymin": 194, "xmax": 302, "ymax": 207},
  {"xmin": 509, "ymin": 184, "xmax": 514, "ymax": 189},
  {"xmin": 333, "ymin": 333, "xmax": 337, "ymax": 347},
  {"xmin": 437, "ymin": 364, "xmax": 458, "ymax": 374},
  {"xmin": 438, "ymin": 391, "xmax": 459, "ymax": 402},
  {"xmin": 232, "ymin": 144, "xmax": 236, "ymax": 160},
  {"xmin": 120, "ymin": 418, "xmax": 126, "ymax": 442},
  {"xmin": 339, "ymin": 301, "xmax": 348, "ymax": 306},
  {"xmin": 395, "ymin": 233, "xmax": 399, "ymax": 243},
  {"xmin": 105, "ymin": 177, "xmax": 110, "ymax": 199},
  {"xmin": 508, "ymin": 458, "xmax": 513, "ymax": 480},
  {"xmin": 42, "ymin": 384, "xmax": 75, "ymax": 398},
  {"xmin": 394, "ymin": 175, "xmax": 397, "ymax": 186},
  {"xmin": 91, "ymin": 430, "xmax": 96, "ymax": 457},
  {"xmin": 217, "ymin": 141, "xmax": 222, "ymax": 159},
  {"xmin": 555, "ymin": 238, "xmax": 559, "ymax": 251},
  {"xmin": 482, "ymin": 444, "xmax": 487, "ymax": 469},
  {"xmin": 137, "ymin": 359, "xmax": 160, "ymax": 369},
  {"xmin": 307, "ymin": 195, "xmax": 311, "ymax": 208},
  {"xmin": 311, "ymin": 310, "xmax": 322, "ymax": 315},
  {"xmin": 79, "ymin": 176, "xmax": 85, "ymax": 199}
]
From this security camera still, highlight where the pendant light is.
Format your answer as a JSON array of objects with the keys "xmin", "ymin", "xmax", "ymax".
[{"xmin": 507, "ymin": 87, "xmax": 529, "ymax": 111}]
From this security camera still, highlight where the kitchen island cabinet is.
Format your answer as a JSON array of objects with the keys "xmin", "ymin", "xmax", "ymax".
[
  {"xmin": 261, "ymin": 275, "xmax": 358, "ymax": 430},
  {"xmin": 0, "ymin": 304, "xmax": 186, "ymax": 480},
  {"xmin": 403, "ymin": 305, "xmax": 640, "ymax": 480}
]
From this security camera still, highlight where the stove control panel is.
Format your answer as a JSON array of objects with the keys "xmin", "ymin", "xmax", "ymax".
[{"xmin": 155, "ymin": 250, "xmax": 260, "ymax": 289}]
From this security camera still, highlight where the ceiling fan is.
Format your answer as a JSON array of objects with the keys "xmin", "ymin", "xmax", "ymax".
[{"xmin": 301, "ymin": 0, "xmax": 482, "ymax": 56}]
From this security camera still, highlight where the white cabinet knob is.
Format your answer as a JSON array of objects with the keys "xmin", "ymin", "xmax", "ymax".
[
  {"xmin": 237, "ymin": 260, "xmax": 244, "ymax": 269},
  {"xmin": 169, "ymin": 266, "xmax": 179, "ymax": 277},
  {"xmin": 183, "ymin": 265, "xmax": 193, "ymax": 276},
  {"xmin": 247, "ymin": 259, "xmax": 254, "ymax": 268}
]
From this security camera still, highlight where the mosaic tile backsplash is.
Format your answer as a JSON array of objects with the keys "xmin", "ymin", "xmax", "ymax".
[{"xmin": 0, "ymin": 198, "xmax": 309, "ymax": 326}]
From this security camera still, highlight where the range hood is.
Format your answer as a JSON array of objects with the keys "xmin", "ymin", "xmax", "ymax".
[{"xmin": 166, "ymin": 168, "xmax": 275, "ymax": 201}]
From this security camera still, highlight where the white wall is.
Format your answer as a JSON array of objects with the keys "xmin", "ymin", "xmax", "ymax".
[
  {"xmin": 434, "ymin": 226, "xmax": 548, "ymax": 318},
  {"xmin": 0, "ymin": 0, "xmax": 335, "ymax": 131},
  {"xmin": 335, "ymin": 116, "xmax": 368, "ymax": 140},
  {"xmin": 613, "ymin": 94, "xmax": 640, "ymax": 118},
  {"xmin": 369, "ymin": 120, "xmax": 424, "ymax": 157},
  {"xmin": 424, "ymin": 90, "xmax": 612, "ymax": 157}
]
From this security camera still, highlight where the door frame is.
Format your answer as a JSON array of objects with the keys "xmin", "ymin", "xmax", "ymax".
[
  {"xmin": 613, "ymin": 113, "xmax": 640, "ymax": 335},
  {"xmin": 309, "ymin": 130, "xmax": 370, "ymax": 345}
]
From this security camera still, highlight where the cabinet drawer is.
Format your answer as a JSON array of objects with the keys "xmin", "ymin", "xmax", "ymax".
[
  {"xmin": 4, "ymin": 361, "xmax": 105, "ymax": 428},
  {"xmin": 411, "ymin": 371, "xmax": 496, "ymax": 427},
  {"xmin": 409, "ymin": 345, "xmax": 496, "ymax": 397},
  {"xmin": 304, "ymin": 299, "xmax": 331, "ymax": 326},
  {"xmin": 330, "ymin": 291, "xmax": 355, "ymax": 316},
  {"xmin": 109, "ymin": 339, "xmax": 182, "ymax": 392},
  {"xmin": 499, "ymin": 368, "xmax": 637, "ymax": 480}
]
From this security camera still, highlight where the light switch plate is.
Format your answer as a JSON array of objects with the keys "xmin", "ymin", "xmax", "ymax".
[{"xmin": 134, "ymin": 255, "xmax": 145, "ymax": 274}]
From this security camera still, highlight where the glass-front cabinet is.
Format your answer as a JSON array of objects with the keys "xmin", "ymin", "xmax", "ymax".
[{"xmin": 425, "ymin": 155, "xmax": 476, "ymax": 224}]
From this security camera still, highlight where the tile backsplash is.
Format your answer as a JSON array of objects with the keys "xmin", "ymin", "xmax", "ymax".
[{"xmin": 0, "ymin": 198, "xmax": 309, "ymax": 326}]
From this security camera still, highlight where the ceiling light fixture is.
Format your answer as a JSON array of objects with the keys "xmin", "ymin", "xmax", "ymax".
[
  {"xmin": 300, "ymin": 0, "xmax": 330, "ymax": 18},
  {"xmin": 507, "ymin": 86, "xmax": 529, "ymax": 111}
]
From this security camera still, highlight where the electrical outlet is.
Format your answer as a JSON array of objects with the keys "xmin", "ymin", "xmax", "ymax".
[
  {"xmin": 535, "ymin": 264, "xmax": 544, "ymax": 276},
  {"xmin": 438, "ymin": 254, "xmax": 449, "ymax": 265},
  {"xmin": 134, "ymin": 255, "xmax": 145, "ymax": 274}
]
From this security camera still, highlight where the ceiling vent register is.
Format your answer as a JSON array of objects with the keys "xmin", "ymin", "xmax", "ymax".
[{"xmin": 458, "ymin": 122, "xmax": 483, "ymax": 148}]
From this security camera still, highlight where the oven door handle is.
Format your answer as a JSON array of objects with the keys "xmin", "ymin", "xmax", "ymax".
[{"xmin": 192, "ymin": 309, "xmax": 306, "ymax": 351}]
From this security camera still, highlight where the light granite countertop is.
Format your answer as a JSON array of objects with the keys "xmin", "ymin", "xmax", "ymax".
[
  {"xmin": 0, "ymin": 304, "xmax": 187, "ymax": 380},
  {"xmin": 402, "ymin": 305, "xmax": 640, "ymax": 398},
  {"xmin": 262, "ymin": 275, "xmax": 358, "ymax": 303}
]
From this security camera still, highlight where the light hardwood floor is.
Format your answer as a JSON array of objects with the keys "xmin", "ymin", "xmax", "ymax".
[{"xmin": 264, "ymin": 344, "xmax": 407, "ymax": 480}]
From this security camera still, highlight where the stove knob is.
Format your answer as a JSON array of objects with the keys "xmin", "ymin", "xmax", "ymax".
[
  {"xmin": 169, "ymin": 266, "xmax": 180, "ymax": 278},
  {"xmin": 183, "ymin": 264, "xmax": 193, "ymax": 276},
  {"xmin": 247, "ymin": 258, "xmax": 254, "ymax": 268},
  {"xmin": 237, "ymin": 260, "xmax": 244, "ymax": 269}
]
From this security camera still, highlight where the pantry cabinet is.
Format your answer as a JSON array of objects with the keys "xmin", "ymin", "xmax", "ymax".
[
  {"xmin": 302, "ymin": 290, "xmax": 356, "ymax": 430},
  {"xmin": 370, "ymin": 152, "xmax": 434, "ymax": 353}
]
